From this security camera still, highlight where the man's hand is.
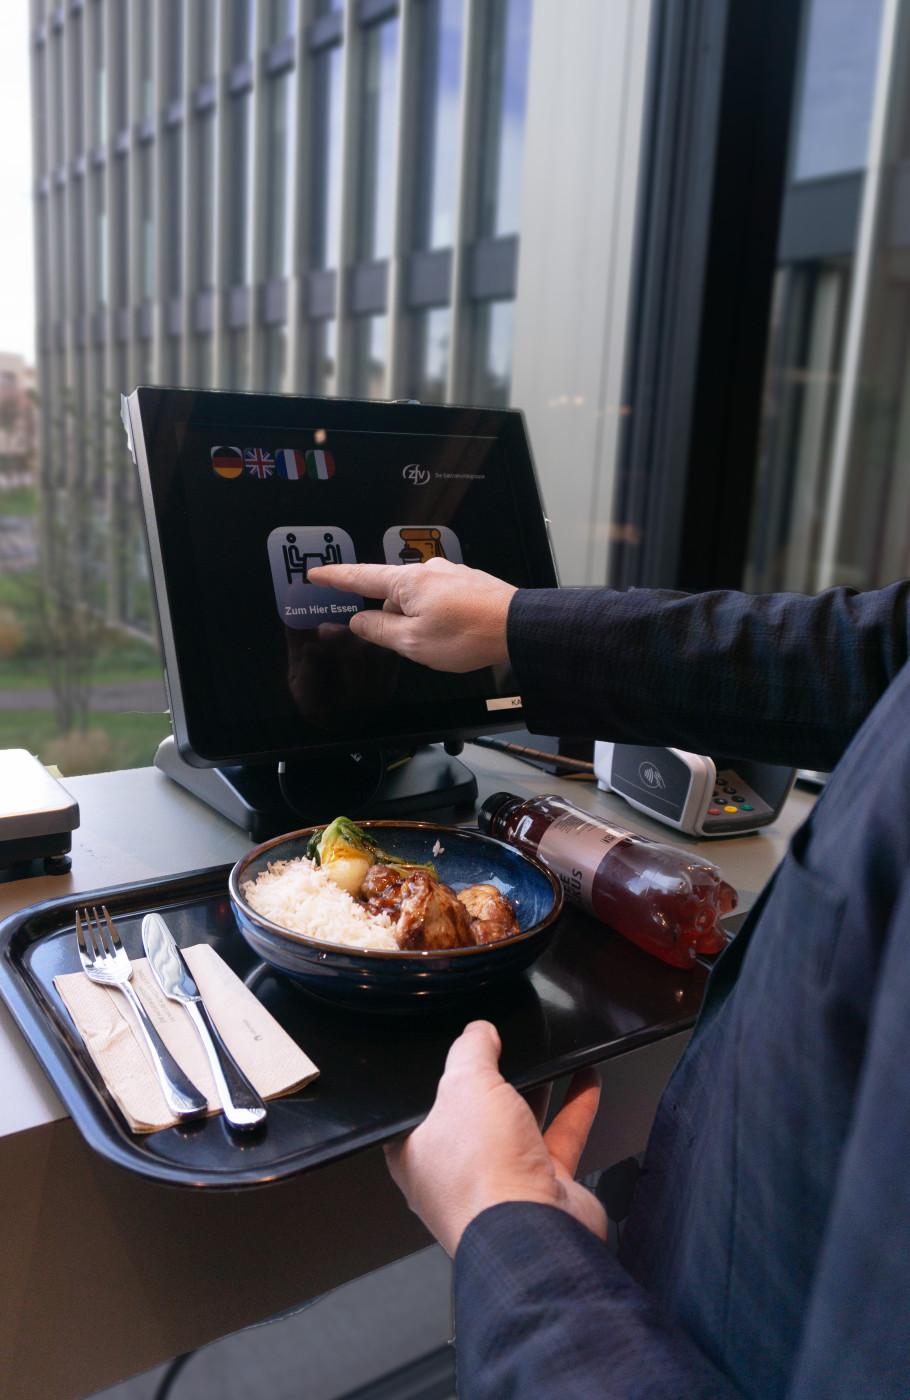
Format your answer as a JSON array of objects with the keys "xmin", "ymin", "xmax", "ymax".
[
  {"xmin": 384, "ymin": 1020, "xmax": 607, "ymax": 1257},
  {"xmin": 307, "ymin": 559, "xmax": 516, "ymax": 672}
]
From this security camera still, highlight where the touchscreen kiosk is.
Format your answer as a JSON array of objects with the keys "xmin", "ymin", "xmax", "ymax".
[{"xmin": 123, "ymin": 388, "xmax": 558, "ymax": 836}]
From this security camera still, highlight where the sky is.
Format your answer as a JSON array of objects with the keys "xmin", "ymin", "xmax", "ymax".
[
  {"xmin": 793, "ymin": 0, "xmax": 884, "ymax": 180},
  {"xmin": 0, "ymin": 4, "xmax": 35, "ymax": 364}
]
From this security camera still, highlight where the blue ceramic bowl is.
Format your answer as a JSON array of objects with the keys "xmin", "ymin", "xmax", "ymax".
[{"xmin": 228, "ymin": 821, "xmax": 563, "ymax": 1011}]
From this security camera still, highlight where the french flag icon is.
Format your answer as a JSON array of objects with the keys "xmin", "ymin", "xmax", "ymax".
[{"xmin": 275, "ymin": 448, "xmax": 306, "ymax": 480}]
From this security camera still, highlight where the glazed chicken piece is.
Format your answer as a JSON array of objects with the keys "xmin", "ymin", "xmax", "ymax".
[
  {"xmin": 361, "ymin": 863, "xmax": 405, "ymax": 917},
  {"xmin": 394, "ymin": 869, "xmax": 476, "ymax": 951},
  {"xmin": 457, "ymin": 883, "xmax": 521, "ymax": 944}
]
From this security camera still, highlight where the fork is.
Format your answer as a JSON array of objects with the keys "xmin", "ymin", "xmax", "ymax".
[{"xmin": 76, "ymin": 906, "xmax": 208, "ymax": 1122}]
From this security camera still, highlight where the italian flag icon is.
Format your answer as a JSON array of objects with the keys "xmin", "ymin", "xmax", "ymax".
[{"xmin": 305, "ymin": 449, "xmax": 335, "ymax": 479}]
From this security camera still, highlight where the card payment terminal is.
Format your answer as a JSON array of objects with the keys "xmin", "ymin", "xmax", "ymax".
[{"xmin": 594, "ymin": 742, "xmax": 796, "ymax": 837}]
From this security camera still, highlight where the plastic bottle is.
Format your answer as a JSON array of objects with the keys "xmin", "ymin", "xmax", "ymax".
[{"xmin": 478, "ymin": 792, "xmax": 737, "ymax": 969}]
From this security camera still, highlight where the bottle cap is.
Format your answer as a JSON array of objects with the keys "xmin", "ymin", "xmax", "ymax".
[{"xmin": 477, "ymin": 791, "xmax": 519, "ymax": 835}]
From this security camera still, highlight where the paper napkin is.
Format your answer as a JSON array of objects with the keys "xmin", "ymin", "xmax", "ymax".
[{"xmin": 54, "ymin": 943, "xmax": 319, "ymax": 1133}]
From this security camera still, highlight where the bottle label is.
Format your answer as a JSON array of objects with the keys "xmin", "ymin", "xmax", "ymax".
[{"xmin": 537, "ymin": 812, "xmax": 626, "ymax": 912}]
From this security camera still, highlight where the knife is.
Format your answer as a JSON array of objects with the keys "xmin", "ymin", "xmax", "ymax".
[{"xmin": 141, "ymin": 913, "xmax": 267, "ymax": 1132}]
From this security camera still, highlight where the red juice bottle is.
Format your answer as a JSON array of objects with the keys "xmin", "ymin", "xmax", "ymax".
[{"xmin": 478, "ymin": 792, "xmax": 737, "ymax": 969}]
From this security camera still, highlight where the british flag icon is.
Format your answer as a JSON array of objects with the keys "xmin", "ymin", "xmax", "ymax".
[{"xmin": 244, "ymin": 448, "xmax": 275, "ymax": 479}]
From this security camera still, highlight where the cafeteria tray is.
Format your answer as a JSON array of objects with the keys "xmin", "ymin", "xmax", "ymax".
[{"xmin": 0, "ymin": 865, "xmax": 709, "ymax": 1189}]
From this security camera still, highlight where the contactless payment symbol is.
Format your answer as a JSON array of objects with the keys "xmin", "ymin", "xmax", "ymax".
[
  {"xmin": 382, "ymin": 525, "xmax": 463, "ymax": 566},
  {"xmin": 211, "ymin": 445, "xmax": 243, "ymax": 479},
  {"xmin": 267, "ymin": 526, "xmax": 363, "ymax": 630}
]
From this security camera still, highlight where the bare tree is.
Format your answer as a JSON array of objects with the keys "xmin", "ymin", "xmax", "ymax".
[
  {"xmin": 32, "ymin": 388, "xmax": 131, "ymax": 735},
  {"xmin": 0, "ymin": 378, "xmax": 37, "ymax": 480}
]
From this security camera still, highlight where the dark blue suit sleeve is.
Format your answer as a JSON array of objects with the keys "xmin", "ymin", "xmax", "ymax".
[
  {"xmin": 785, "ymin": 871, "xmax": 910, "ymax": 1396},
  {"xmin": 506, "ymin": 583, "xmax": 910, "ymax": 771},
  {"xmin": 453, "ymin": 1203, "xmax": 745, "ymax": 1400}
]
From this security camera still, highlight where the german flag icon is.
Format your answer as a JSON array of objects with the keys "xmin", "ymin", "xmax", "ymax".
[{"xmin": 211, "ymin": 445, "xmax": 243, "ymax": 479}]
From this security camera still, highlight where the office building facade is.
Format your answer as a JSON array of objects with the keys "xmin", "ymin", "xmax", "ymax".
[
  {"xmin": 28, "ymin": 0, "xmax": 652, "ymax": 625},
  {"xmin": 28, "ymin": 0, "xmax": 535, "ymax": 628}
]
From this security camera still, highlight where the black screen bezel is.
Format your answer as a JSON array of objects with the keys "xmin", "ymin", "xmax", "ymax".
[{"xmin": 128, "ymin": 387, "xmax": 558, "ymax": 767}]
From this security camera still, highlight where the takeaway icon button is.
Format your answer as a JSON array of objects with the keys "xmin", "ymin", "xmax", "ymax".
[
  {"xmin": 382, "ymin": 525, "xmax": 463, "ymax": 565},
  {"xmin": 267, "ymin": 526, "xmax": 363, "ymax": 630}
]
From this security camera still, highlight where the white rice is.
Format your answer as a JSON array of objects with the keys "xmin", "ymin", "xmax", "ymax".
[{"xmin": 242, "ymin": 855, "xmax": 399, "ymax": 950}]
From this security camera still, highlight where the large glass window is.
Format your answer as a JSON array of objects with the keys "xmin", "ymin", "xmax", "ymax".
[
  {"xmin": 113, "ymin": 0, "xmax": 129, "ymax": 130},
  {"xmin": 226, "ymin": 328, "xmax": 249, "ymax": 389},
  {"xmin": 409, "ymin": 307, "xmax": 450, "ymax": 402},
  {"xmin": 265, "ymin": 71, "xmax": 296, "ymax": 280},
  {"xmin": 357, "ymin": 19, "xmax": 400, "ymax": 262},
  {"xmin": 52, "ymin": 31, "xmax": 65, "ymax": 167},
  {"xmin": 137, "ymin": 337, "xmax": 154, "ymax": 385},
  {"xmin": 33, "ymin": 52, "xmax": 48, "ymax": 177},
  {"xmin": 352, "ymin": 314, "xmax": 388, "ymax": 398},
  {"xmin": 269, "ymin": 0, "xmax": 297, "ymax": 43},
  {"xmin": 309, "ymin": 318, "xmax": 338, "ymax": 396},
  {"xmin": 112, "ymin": 158, "xmax": 128, "ymax": 306},
  {"xmin": 53, "ymin": 189, "xmax": 67, "ymax": 316},
  {"xmin": 232, "ymin": 0, "xmax": 255, "ymax": 64},
  {"xmin": 792, "ymin": 0, "xmax": 884, "ymax": 180},
  {"xmin": 470, "ymin": 299, "xmax": 514, "ymax": 407},
  {"xmin": 194, "ymin": 110, "xmax": 216, "ymax": 290},
  {"xmin": 414, "ymin": 0, "xmax": 463, "ymax": 250},
  {"xmin": 742, "ymin": 0, "xmax": 903, "ymax": 596},
  {"xmin": 228, "ymin": 92, "xmax": 254, "ymax": 286},
  {"xmin": 194, "ymin": 334, "xmax": 214, "ymax": 387},
  {"xmin": 69, "ymin": 10, "xmax": 85, "ymax": 156},
  {"xmin": 263, "ymin": 324, "xmax": 288, "ymax": 391},
  {"xmin": 139, "ymin": 0, "xmax": 155, "ymax": 120},
  {"xmin": 165, "ymin": 126, "xmax": 183, "ymax": 297},
  {"xmin": 139, "ymin": 142, "xmax": 155, "ymax": 300},
  {"xmin": 114, "ymin": 156, "xmax": 129, "ymax": 306},
  {"xmin": 476, "ymin": 0, "xmax": 532, "ymax": 238},
  {"xmin": 35, "ymin": 200, "xmax": 50, "ymax": 324},
  {"xmin": 167, "ymin": 0, "xmax": 185, "ymax": 102},
  {"xmin": 195, "ymin": 0, "xmax": 218, "ymax": 83},
  {"xmin": 309, "ymin": 42, "xmax": 344, "ymax": 269},
  {"xmin": 72, "ymin": 179, "xmax": 86, "ymax": 316},
  {"xmin": 92, "ymin": 0, "xmax": 106, "ymax": 145},
  {"xmin": 94, "ymin": 168, "xmax": 108, "ymax": 307}
]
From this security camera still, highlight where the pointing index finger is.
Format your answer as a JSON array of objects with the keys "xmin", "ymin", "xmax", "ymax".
[{"xmin": 308, "ymin": 562, "xmax": 401, "ymax": 601}]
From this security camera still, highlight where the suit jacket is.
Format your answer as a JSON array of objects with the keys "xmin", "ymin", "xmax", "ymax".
[{"xmin": 453, "ymin": 583, "xmax": 910, "ymax": 1399}]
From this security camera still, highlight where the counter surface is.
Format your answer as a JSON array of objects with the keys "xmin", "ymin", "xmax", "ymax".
[{"xmin": 0, "ymin": 748, "xmax": 813, "ymax": 1399}]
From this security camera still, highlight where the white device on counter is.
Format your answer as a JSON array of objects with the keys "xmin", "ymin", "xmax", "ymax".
[
  {"xmin": 593, "ymin": 742, "xmax": 795, "ymax": 837},
  {"xmin": 0, "ymin": 749, "xmax": 79, "ymax": 872}
]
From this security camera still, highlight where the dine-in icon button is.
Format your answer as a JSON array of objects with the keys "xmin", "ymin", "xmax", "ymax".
[{"xmin": 266, "ymin": 525, "xmax": 362, "ymax": 629}]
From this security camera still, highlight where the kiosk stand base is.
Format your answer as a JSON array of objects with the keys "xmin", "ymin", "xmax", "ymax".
[{"xmin": 154, "ymin": 737, "xmax": 478, "ymax": 841}]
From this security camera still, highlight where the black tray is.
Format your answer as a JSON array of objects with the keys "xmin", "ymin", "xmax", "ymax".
[{"xmin": 0, "ymin": 866, "xmax": 709, "ymax": 1189}]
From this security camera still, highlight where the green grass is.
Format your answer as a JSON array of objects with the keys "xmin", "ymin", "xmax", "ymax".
[
  {"xmin": 0, "ymin": 710, "xmax": 173, "ymax": 775},
  {"xmin": 0, "ymin": 650, "xmax": 161, "ymax": 684},
  {"xmin": 0, "ymin": 648, "xmax": 164, "ymax": 691},
  {"xmin": 0, "ymin": 566, "xmax": 163, "ymax": 688},
  {"xmin": 0, "ymin": 484, "xmax": 37, "ymax": 516}
]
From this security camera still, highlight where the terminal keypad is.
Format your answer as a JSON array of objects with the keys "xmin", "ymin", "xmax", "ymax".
[{"xmin": 704, "ymin": 769, "xmax": 774, "ymax": 828}]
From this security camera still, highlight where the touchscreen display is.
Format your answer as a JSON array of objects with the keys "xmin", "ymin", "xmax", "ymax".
[{"xmin": 128, "ymin": 390, "xmax": 556, "ymax": 764}]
